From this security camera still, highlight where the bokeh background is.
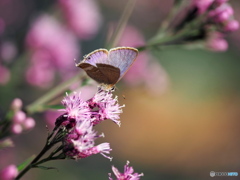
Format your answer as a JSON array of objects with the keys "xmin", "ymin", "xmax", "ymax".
[{"xmin": 1, "ymin": 0, "xmax": 240, "ymax": 179}]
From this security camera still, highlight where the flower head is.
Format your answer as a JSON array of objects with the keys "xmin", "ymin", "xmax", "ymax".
[
  {"xmin": 63, "ymin": 118, "xmax": 112, "ymax": 160},
  {"xmin": 109, "ymin": 161, "xmax": 144, "ymax": 180},
  {"xmin": 61, "ymin": 92, "xmax": 91, "ymax": 121},
  {"xmin": 88, "ymin": 90, "xmax": 124, "ymax": 126}
]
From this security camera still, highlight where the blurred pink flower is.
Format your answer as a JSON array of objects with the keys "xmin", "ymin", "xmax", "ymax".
[
  {"xmin": 192, "ymin": 0, "xmax": 214, "ymax": 14},
  {"xmin": 26, "ymin": 50, "xmax": 55, "ymax": 88},
  {"xmin": 115, "ymin": 24, "xmax": 169, "ymax": 94},
  {"xmin": 0, "ymin": 41, "xmax": 17, "ymax": 62},
  {"xmin": 25, "ymin": 14, "xmax": 80, "ymax": 88},
  {"xmin": 0, "ymin": 65, "xmax": 10, "ymax": 85},
  {"xmin": 10, "ymin": 98, "xmax": 22, "ymax": 111},
  {"xmin": 208, "ymin": 3, "xmax": 233, "ymax": 23},
  {"xmin": 10, "ymin": 98, "xmax": 36, "ymax": 134},
  {"xmin": 0, "ymin": 164, "xmax": 18, "ymax": 180},
  {"xmin": 58, "ymin": 0, "xmax": 102, "ymax": 39},
  {"xmin": 206, "ymin": 32, "xmax": 228, "ymax": 51},
  {"xmin": 224, "ymin": 19, "xmax": 239, "ymax": 32}
]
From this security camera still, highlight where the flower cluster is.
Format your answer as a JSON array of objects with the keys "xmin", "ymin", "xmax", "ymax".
[
  {"xmin": 108, "ymin": 161, "xmax": 144, "ymax": 180},
  {"xmin": 58, "ymin": 89, "xmax": 124, "ymax": 160},
  {"xmin": 190, "ymin": 0, "xmax": 239, "ymax": 51},
  {"xmin": 25, "ymin": 14, "xmax": 80, "ymax": 88},
  {"xmin": 10, "ymin": 98, "xmax": 35, "ymax": 134}
]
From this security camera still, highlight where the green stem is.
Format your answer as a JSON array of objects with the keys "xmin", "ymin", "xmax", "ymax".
[
  {"xmin": 106, "ymin": 0, "xmax": 137, "ymax": 49},
  {"xmin": 15, "ymin": 141, "xmax": 52, "ymax": 179},
  {"xmin": 26, "ymin": 73, "xmax": 84, "ymax": 114},
  {"xmin": 138, "ymin": 26, "xmax": 201, "ymax": 51}
]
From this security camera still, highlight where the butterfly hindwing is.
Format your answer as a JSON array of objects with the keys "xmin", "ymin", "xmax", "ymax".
[{"xmin": 97, "ymin": 63, "xmax": 120, "ymax": 85}]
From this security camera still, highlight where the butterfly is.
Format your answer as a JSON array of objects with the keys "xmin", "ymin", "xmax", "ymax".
[{"xmin": 76, "ymin": 47, "xmax": 138, "ymax": 90}]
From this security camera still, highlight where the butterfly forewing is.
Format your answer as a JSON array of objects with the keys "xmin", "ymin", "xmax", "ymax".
[{"xmin": 81, "ymin": 49, "xmax": 109, "ymax": 66}]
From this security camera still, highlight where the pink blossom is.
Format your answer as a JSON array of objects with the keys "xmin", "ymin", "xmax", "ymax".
[
  {"xmin": 25, "ymin": 50, "xmax": 55, "ymax": 88},
  {"xmin": 61, "ymin": 92, "xmax": 91, "ymax": 121},
  {"xmin": 109, "ymin": 161, "xmax": 144, "ymax": 180},
  {"xmin": 58, "ymin": 0, "xmax": 102, "ymax": 39},
  {"xmin": 192, "ymin": 0, "xmax": 214, "ymax": 14},
  {"xmin": 25, "ymin": 14, "xmax": 80, "ymax": 88},
  {"xmin": 11, "ymin": 124, "xmax": 23, "ymax": 134},
  {"xmin": 224, "ymin": 20, "xmax": 239, "ymax": 32},
  {"xmin": 10, "ymin": 101, "xmax": 36, "ymax": 134},
  {"xmin": 88, "ymin": 90, "xmax": 124, "ymax": 126},
  {"xmin": 0, "ymin": 164, "xmax": 18, "ymax": 180},
  {"xmin": 0, "ymin": 41, "xmax": 17, "ymax": 62},
  {"xmin": 208, "ymin": 3, "xmax": 233, "ymax": 23},
  {"xmin": 206, "ymin": 32, "xmax": 228, "ymax": 51},
  {"xmin": 22, "ymin": 117, "xmax": 36, "ymax": 130},
  {"xmin": 63, "ymin": 115, "xmax": 112, "ymax": 160},
  {"xmin": 13, "ymin": 111, "xmax": 26, "ymax": 124},
  {"xmin": 115, "ymin": 24, "xmax": 169, "ymax": 94},
  {"xmin": 10, "ymin": 98, "xmax": 22, "ymax": 111},
  {"xmin": 0, "ymin": 65, "xmax": 10, "ymax": 85},
  {"xmin": 143, "ymin": 59, "xmax": 170, "ymax": 95}
]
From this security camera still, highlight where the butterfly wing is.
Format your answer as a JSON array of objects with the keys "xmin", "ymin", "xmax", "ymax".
[
  {"xmin": 108, "ymin": 47, "xmax": 138, "ymax": 82},
  {"xmin": 76, "ymin": 49, "xmax": 110, "ymax": 84},
  {"xmin": 77, "ymin": 49, "xmax": 109, "ymax": 66},
  {"xmin": 96, "ymin": 63, "xmax": 120, "ymax": 85}
]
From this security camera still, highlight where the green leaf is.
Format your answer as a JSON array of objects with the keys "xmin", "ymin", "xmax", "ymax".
[
  {"xmin": 44, "ymin": 104, "xmax": 64, "ymax": 110},
  {"xmin": 17, "ymin": 155, "xmax": 35, "ymax": 171}
]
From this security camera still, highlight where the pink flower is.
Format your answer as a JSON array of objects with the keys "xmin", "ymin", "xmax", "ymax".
[
  {"xmin": 10, "ymin": 98, "xmax": 22, "ymax": 111},
  {"xmin": 206, "ymin": 32, "xmax": 228, "ymax": 51},
  {"xmin": 192, "ymin": 0, "xmax": 214, "ymax": 14},
  {"xmin": 88, "ymin": 90, "xmax": 124, "ymax": 126},
  {"xmin": 63, "ymin": 116, "xmax": 112, "ymax": 160},
  {"xmin": 58, "ymin": 0, "xmax": 102, "ymax": 39},
  {"xmin": 208, "ymin": 3, "xmax": 233, "ymax": 23},
  {"xmin": 224, "ymin": 19, "xmax": 239, "ymax": 32},
  {"xmin": 10, "ymin": 98, "xmax": 36, "ymax": 134},
  {"xmin": 22, "ymin": 117, "xmax": 36, "ymax": 130},
  {"xmin": 109, "ymin": 161, "xmax": 144, "ymax": 180},
  {"xmin": 115, "ymin": 24, "xmax": 169, "ymax": 94},
  {"xmin": 0, "ymin": 41, "xmax": 17, "ymax": 62},
  {"xmin": 25, "ymin": 50, "xmax": 55, "ymax": 88},
  {"xmin": 61, "ymin": 92, "xmax": 91, "ymax": 122},
  {"xmin": 13, "ymin": 111, "xmax": 26, "ymax": 124},
  {"xmin": 25, "ymin": 14, "xmax": 80, "ymax": 88},
  {"xmin": 0, "ymin": 65, "xmax": 10, "ymax": 85},
  {"xmin": 0, "ymin": 164, "xmax": 18, "ymax": 180}
]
